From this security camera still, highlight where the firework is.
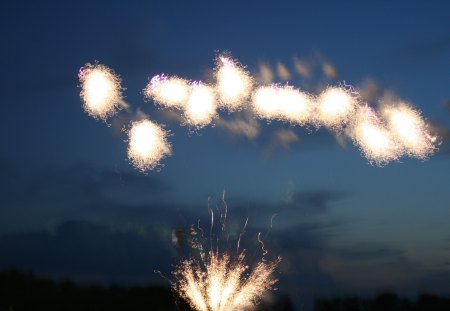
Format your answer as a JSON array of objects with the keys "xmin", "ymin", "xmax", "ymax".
[
  {"xmin": 350, "ymin": 106, "xmax": 401, "ymax": 165},
  {"xmin": 215, "ymin": 56, "xmax": 253, "ymax": 112},
  {"xmin": 184, "ymin": 82, "xmax": 217, "ymax": 128},
  {"xmin": 252, "ymin": 85, "xmax": 313, "ymax": 125},
  {"xmin": 277, "ymin": 86, "xmax": 313, "ymax": 125},
  {"xmin": 79, "ymin": 63, "xmax": 123, "ymax": 120},
  {"xmin": 127, "ymin": 119, "xmax": 171, "ymax": 172},
  {"xmin": 381, "ymin": 102, "xmax": 436, "ymax": 159},
  {"xmin": 174, "ymin": 252, "xmax": 279, "ymax": 311},
  {"xmin": 172, "ymin": 206, "xmax": 280, "ymax": 311},
  {"xmin": 145, "ymin": 74, "xmax": 190, "ymax": 109},
  {"xmin": 316, "ymin": 86, "xmax": 357, "ymax": 129},
  {"xmin": 252, "ymin": 85, "xmax": 281, "ymax": 120}
]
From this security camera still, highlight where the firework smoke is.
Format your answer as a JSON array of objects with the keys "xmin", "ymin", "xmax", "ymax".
[
  {"xmin": 215, "ymin": 56, "xmax": 253, "ymax": 112},
  {"xmin": 79, "ymin": 63, "xmax": 125, "ymax": 120},
  {"xmin": 127, "ymin": 119, "xmax": 171, "ymax": 172}
]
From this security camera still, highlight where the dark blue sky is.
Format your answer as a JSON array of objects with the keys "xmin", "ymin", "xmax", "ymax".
[{"xmin": 1, "ymin": 0, "xmax": 450, "ymax": 309}]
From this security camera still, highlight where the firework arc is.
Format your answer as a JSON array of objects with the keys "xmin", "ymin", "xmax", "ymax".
[{"xmin": 79, "ymin": 53, "xmax": 439, "ymax": 171}]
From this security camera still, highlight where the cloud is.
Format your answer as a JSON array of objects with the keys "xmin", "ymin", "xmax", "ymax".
[{"xmin": 0, "ymin": 220, "xmax": 175, "ymax": 285}]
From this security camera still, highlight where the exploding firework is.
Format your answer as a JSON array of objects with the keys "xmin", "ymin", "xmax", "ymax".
[
  {"xmin": 184, "ymin": 82, "xmax": 217, "ymax": 128},
  {"xmin": 215, "ymin": 56, "xmax": 253, "ymax": 112},
  {"xmin": 127, "ymin": 119, "xmax": 171, "ymax": 172},
  {"xmin": 174, "ymin": 251, "xmax": 279, "ymax": 311},
  {"xmin": 79, "ymin": 63, "xmax": 124, "ymax": 120},
  {"xmin": 381, "ymin": 102, "xmax": 437, "ymax": 159},
  {"xmin": 171, "ymin": 199, "xmax": 280, "ymax": 311},
  {"xmin": 316, "ymin": 86, "xmax": 357, "ymax": 129},
  {"xmin": 350, "ymin": 106, "xmax": 401, "ymax": 165},
  {"xmin": 145, "ymin": 74, "xmax": 190, "ymax": 109}
]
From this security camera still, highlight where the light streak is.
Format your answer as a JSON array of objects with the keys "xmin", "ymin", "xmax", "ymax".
[
  {"xmin": 127, "ymin": 119, "xmax": 172, "ymax": 172},
  {"xmin": 79, "ymin": 63, "xmax": 123, "ymax": 120}
]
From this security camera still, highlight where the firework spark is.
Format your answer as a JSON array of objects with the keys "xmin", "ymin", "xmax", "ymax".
[
  {"xmin": 351, "ymin": 106, "xmax": 400, "ymax": 165},
  {"xmin": 79, "ymin": 63, "xmax": 124, "ymax": 120},
  {"xmin": 184, "ymin": 82, "xmax": 217, "ymax": 128},
  {"xmin": 381, "ymin": 102, "xmax": 437, "ymax": 159},
  {"xmin": 316, "ymin": 86, "xmax": 357, "ymax": 129},
  {"xmin": 171, "ymin": 201, "xmax": 280, "ymax": 311},
  {"xmin": 174, "ymin": 251, "xmax": 279, "ymax": 311},
  {"xmin": 127, "ymin": 119, "xmax": 171, "ymax": 172},
  {"xmin": 252, "ymin": 85, "xmax": 313, "ymax": 125},
  {"xmin": 215, "ymin": 56, "xmax": 253, "ymax": 112},
  {"xmin": 145, "ymin": 74, "xmax": 190, "ymax": 109}
]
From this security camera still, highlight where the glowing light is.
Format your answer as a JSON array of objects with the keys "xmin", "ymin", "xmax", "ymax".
[
  {"xmin": 127, "ymin": 119, "xmax": 171, "ymax": 172},
  {"xmin": 184, "ymin": 83, "xmax": 217, "ymax": 128},
  {"xmin": 278, "ymin": 86, "xmax": 313, "ymax": 125},
  {"xmin": 215, "ymin": 56, "xmax": 252, "ymax": 111},
  {"xmin": 79, "ymin": 63, "xmax": 123, "ymax": 120},
  {"xmin": 174, "ymin": 252, "xmax": 279, "ymax": 311},
  {"xmin": 351, "ymin": 106, "xmax": 400, "ymax": 165},
  {"xmin": 316, "ymin": 87, "xmax": 357, "ymax": 128},
  {"xmin": 172, "ymin": 203, "xmax": 280, "ymax": 311},
  {"xmin": 145, "ymin": 75, "xmax": 190, "ymax": 109},
  {"xmin": 252, "ymin": 85, "xmax": 313, "ymax": 125},
  {"xmin": 382, "ymin": 103, "xmax": 436, "ymax": 159}
]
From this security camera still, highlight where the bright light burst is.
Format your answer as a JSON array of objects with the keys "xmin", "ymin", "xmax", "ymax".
[
  {"xmin": 184, "ymin": 82, "xmax": 217, "ymax": 128},
  {"xmin": 79, "ymin": 63, "xmax": 123, "ymax": 120},
  {"xmin": 145, "ymin": 74, "xmax": 190, "ymax": 109},
  {"xmin": 252, "ymin": 85, "xmax": 281, "ymax": 120},
  {"xmin": 381, "ymin": 102, "xmax": 437, "ymax": 159},
  {"xmin": 316, "ymin": 86, "xmax": 357, "ymax": 128},
  {"xmin": 174, "ymin": 252, "xmax": 279, "ymax": 311},
  {"xmin": 215, "ymin": 56, "xmax": 253, "ymax": 111},
  {"xmin": 252, "ymin": 85, "xmax": 313, "ymax": 125},
  {"xmin": 351, "ymin": 106, "xmax": 400, "ymax": 165},
  {"xmin": 127, "ymin": 119, "xmax": 171, "ymax": 172}
]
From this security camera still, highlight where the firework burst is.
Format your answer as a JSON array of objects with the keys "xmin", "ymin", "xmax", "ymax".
[
  {"xmin": 171, "ymin": 200, "xmax": 280, "ymax": 311},
  {"xmin": 78, "ymin": 63, "xmax": 124, "ymax": 120},
  {"xmin": 127, "ymin": 119, "xmax": 171, "ymax": 172}
]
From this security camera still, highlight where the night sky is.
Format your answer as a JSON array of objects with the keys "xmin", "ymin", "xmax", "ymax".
[{"xmin": 1, "ymin": 0, "xmax": 450, "ymax": 309}]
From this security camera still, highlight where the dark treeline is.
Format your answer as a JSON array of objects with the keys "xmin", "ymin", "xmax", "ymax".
[
  {"xmin": 315, "ymin": 292, "xmax": 450, "ymax": 311},
  {"xmin": 2, "ymin": 270, "xmax": 450, "ymax": 311},
  {"xmin": 0, "ymin": 270, "xmax": 294, "ymax": 311}
]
